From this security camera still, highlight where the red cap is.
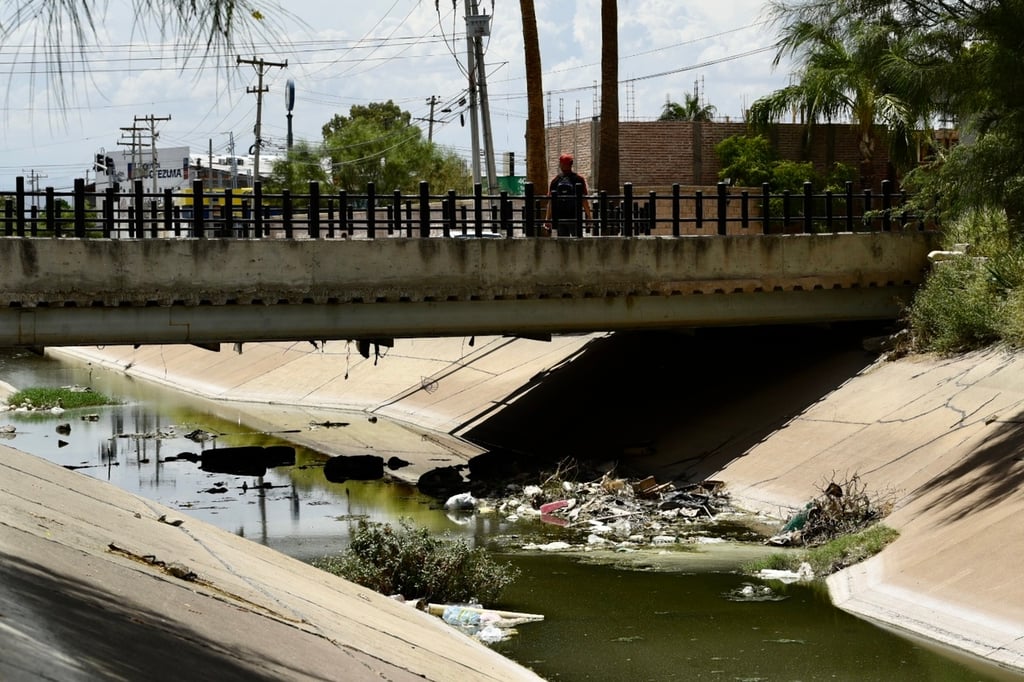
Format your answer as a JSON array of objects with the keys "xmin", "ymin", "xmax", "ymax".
[{"xmin": 559, "ymin": 153, "xmax": 573, "ymax": 165}]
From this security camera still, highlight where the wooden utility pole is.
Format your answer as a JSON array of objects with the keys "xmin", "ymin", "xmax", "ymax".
[
  {"xmin": 237, "ymin": 56, "xmax": 287, "ymax": 184},
  {"xmin": 135, "ymin": 114, "xmax": 171, "ymax": 193},
  {"xmin": 426, "ymin": 95, "xmax": 438, "ymax": 142}
]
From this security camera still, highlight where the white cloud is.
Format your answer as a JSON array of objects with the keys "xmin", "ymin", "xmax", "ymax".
[{"xmin": 0, "ymin": 0, "xmax": 793, "ymax": 189}]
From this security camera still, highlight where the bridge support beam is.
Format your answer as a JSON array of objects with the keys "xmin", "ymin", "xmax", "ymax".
[{"xmin": 0, "ymin": 286, "xmax": 917, "ymax": 347}]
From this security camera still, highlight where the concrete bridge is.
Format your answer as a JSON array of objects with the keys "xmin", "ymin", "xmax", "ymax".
[{"xmin": 0, "ymin": 231, "xmax": 939, "ymax": 348}]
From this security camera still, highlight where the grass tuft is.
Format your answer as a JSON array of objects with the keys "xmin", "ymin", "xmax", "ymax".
[
  {"xmin": 742, "ymin": 524, "xmax": 899, "ymax": 578},
  {"xmin": 7, "ymin": 386, "xmax": 116, "ymax": 410}
]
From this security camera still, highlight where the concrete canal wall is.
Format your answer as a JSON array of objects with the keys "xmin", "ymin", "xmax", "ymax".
[{"xmin": 46, "ymin": 336, "xmax": 1024, "ymax": 676}]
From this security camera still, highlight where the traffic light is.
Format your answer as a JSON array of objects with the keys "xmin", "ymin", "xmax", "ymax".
[{"xmin": 94, "ymin": 154, "xmax": 106, "ymax": 173}]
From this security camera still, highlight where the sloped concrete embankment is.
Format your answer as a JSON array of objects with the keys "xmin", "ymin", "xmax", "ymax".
[{"xmin": 48, "ymin": 329, "xmax": 1024, "ymax": 674}]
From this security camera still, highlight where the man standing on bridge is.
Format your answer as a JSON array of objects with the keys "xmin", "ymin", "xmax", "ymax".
[{"xmin": 544, "ymin": 153, "xmax": 592, "ymax": 237}]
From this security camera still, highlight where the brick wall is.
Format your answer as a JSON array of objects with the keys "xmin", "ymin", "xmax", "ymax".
[{"xmin": 545, "ymin": 120, "xmax": 897, "ymax": 193}]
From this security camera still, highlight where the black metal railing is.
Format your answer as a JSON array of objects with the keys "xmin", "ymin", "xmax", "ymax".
[{"xmin": 0, "ymin": 177, "xmax": 932, "ymax": 240}]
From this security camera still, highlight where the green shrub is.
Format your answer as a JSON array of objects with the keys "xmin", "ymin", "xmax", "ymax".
[
  {"xmin": 313, "ymin": 519, "xmax": 520, "ymax": 604},
  {"xmin": 7, "ymin": 387, "xmax": 115, "ymax": 410},
  {"xmin": 905, "ymin": 208, "xmax": 1024, "ymax": 352}
]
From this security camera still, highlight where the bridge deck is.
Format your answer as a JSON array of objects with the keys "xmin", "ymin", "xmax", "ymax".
[{"xmin": 0, "ymin": 232, "xmax": 940, "ymax": 346}]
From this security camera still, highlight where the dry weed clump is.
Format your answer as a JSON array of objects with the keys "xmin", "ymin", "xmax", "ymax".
[{"xmin": 769, "ymin": 473, "xmax": 895, "ymax": 547}]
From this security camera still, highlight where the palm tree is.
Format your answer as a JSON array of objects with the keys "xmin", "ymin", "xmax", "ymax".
[
  {"xmin": 597, "ymin": 0, "xmax": 619, "ymax": 197},
  {"xmin": 2, "ymin": 1, "xmax": 287, "ymax": 103},
  {"xmin": 520, "ymin": 0, "xmax": 547, "ymax": 193},
  {"xmin": 749, "ymin": 6, "xmax": 933, "ymax": 188},
  {"xmin": 659, "ymin": 92, "xmax": 718, "ymax": 122}
]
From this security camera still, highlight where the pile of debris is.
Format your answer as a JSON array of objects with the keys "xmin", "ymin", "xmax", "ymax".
[
  {"xmin": 767, "ymin": 475, "xmax": 894, "ymax": 547},
  {"xmin": 474, "ymin": 470, "xmax": 739, "ymax": 550}
]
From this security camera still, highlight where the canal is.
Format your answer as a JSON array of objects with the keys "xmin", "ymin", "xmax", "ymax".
[{"xmin": 0, "ymin": 346, "xmax": 1017, "ymax": 681}]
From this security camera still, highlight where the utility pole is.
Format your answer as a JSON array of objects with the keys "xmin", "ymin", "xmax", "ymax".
[
  {"xmin": 228, "ymin": 132, "xmax": 238, "ymax": 189},
  {"xmin": 425, "ymin": 95, "xmax": 439, "ymax": 142},
  {"xmin": 465, "ymin": 1, "xmax": 497, "ymax": 194},
  {"xmin": 22, "ymin": 170, "xmax": 46, "ymax": 210},
  {"xmin": 135, "ymin": 114, "xmax": 171, "ymax": 194},
  {"xmin": 463, "ymin": 1, "xmax": 482, "ymax": 186},
  {"xmin": 237, "ymin": 56, "xmax": 288, "ymax": 184},
  {"xmin": 118, "ymin": 125, "xmax": 147, "ymax": 184}
]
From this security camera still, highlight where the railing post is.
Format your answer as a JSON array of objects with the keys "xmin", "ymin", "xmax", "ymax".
[
  {"xmin": 861, "ymin": 188, "xmax": 873, "ymax": 230},
  {"xmin": 15, "ymin": 176, "xmax": 26, "ymax": 237},
  {"xmin": 224, "ymin": 189, "xmax": 235, "ymax": 237},
  {"xmin": 45, "ymin": 187, "xmax": 57, "ymax": 236},
  {"xmin": 392, "ymin": 189, "xmax": 401, "ymax": 237},
  {"xmin": 173, "ymin": 205, "xmax": 182, "ymax": 238},
  {"xmin": 309, "ymin": 181, "xmax": 321, "ymax": 239},
  {"xmin": 694, "ymin": 189, "xmax": 704, "ymax": 231},
  {"xmin": 672, "ymin": 183, "xmax": 681, "ymax": 237},
  {"xmin": 740, "ymin": 190, "xmax": 750, "ymax": 230},
  {"xmin": 282, "ymin": 190, "xmax": 293, "ymax": 239},
  {"xmin": 366, "ymin": 182, "xmax": 377, "ymax": 239},
  {"xmin": 599, "ymin": 190, "xmax": 609, "ymax": 236},
  {"xmin": 325, "ymin": 198, "xmax": 335, "ymax": 239},
  {"xmin": 646, "ymin": 190, "xmax": 656, "ymax": 236},
  {"xmin": 419, "ymin": 181, "xmax": 431, "ymax": 238},
  {"xmin": 192, "ymin": 179, "xmax": 205, "ymax": 238},
  {"xmin": 803, "ymin": 181, "xmax": 813, "ymax": 234},
  {"xmin": 445, "ymin": 189, "xmax": 456, "ymax": 237},
  {"xmin": 825, "ymin": 190, "xmax": 835, "ymax": 232},
  {"xmin": 523, "ymin": 182, "xmax": 536, "ymax": 237},
  {"xmin": 473, "ymin": 183, "xmax": 483, "ymax": 237},
  {"xmin": 761, "ymin": 182, "xmax": 772, "ymax": 234},
  {"xmin": 881, "ymin": 179, "xmax": 892, "ymax": 231},
  {"xmin": 623, "ymin": 182, "xmax": 634, "ymax": 237},
  {"xmin": 500, "ymin": 191, "xmax": 512, "ymax": 237},
  {"xmin": 845, "ymin": 181, "xmax": 854, "ymax": 232},
  {"xmin": 149, "ymin": 198, "xmax": 159, "ymax": 238},
  {"xmin": 253, "ymin": 181, "xmax": 264, "ymax": 238},
  {"xmin": 717, "ymin": 182, "xmax": 729, "ymax": 236},
  {"xmin": 104, "ymin": 187, "xmax": 115, "ymax": 238},
  {"xmin": 132, "ymin": 180, "xmax": 145, "ymax": 238},
  {"xmin": 338, "ymin": 190, "xmax": 349, "ymax": 236},
  {"xmin": 162, "ymin": 188, "xmax": 173, "ymax": 237}
]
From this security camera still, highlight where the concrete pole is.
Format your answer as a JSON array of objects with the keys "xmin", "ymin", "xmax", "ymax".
[
  {"xmin": 464, "ymin": 0, "xmax": 482, "ymax": 185},
  {"xmin": 470, "ymin": 4, "xmax": 498, "ymax": 195}
]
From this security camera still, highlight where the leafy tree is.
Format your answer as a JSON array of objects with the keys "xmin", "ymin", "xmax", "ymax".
[
  {"xmin": 765, "ymin": 0, "xmax": 1024, "ymax": 235},
  {"xmin": 265, "ymin": 141, "xmax": 329, "ymax": 196},
  {"xmin": 659, "ymin": 92, "xmax": 718, "ymax": 122},
  {"xmin": 715, "ymin": 135, "xmax": 775, "ymax": 187},
  {"xmin": 750, "ymin": 3, "xmax": 936, "ymax": 188},
  {"xmin": 771, "ymin": 160, "xmax": 819, "ymax": 192},
  {"xmin": 321, "ymin": 101, "xmax": 411, "ymax": 140},
  {"xmin": 322, "ymin": 101, "xmax": 470, "ymax": 193}
]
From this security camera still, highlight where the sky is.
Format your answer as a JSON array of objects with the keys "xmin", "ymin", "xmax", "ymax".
[{"xmin": 0, "ymin": 0, "xmax": 795, "ymax": 191}]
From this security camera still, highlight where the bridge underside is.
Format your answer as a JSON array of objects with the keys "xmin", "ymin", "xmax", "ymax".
[{"xmin": 1, "ymin": 286, "xmax": 915, "ymax": 347}]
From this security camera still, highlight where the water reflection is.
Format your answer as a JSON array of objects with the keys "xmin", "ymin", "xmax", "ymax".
[{"xmin": 0, "ymin": 348, "xmax": 1018, "ymax": 681}]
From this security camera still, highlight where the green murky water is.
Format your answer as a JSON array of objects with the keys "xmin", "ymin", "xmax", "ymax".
[{"xmin": 0, "ymin": 348, "xmax": 1018, "ymax": 681}]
